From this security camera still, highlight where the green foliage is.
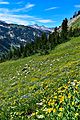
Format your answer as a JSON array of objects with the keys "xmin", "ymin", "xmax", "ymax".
[
  {"xmin": 68, "ymin": 27, "xmax": 73, "ymax": 37},
  {"xmin": 72, "ymin": 17, "xmax": 80, "ymax": 28},
  {"xmin": 61, "ymin": 18, "xmax": 68, "ymax": 41},
  {"xmin": 73, "ymin": 28, "xmax": 80, "ymax": 37}
]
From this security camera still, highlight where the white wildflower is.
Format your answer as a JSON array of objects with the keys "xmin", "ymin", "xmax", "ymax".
[
  {"xmin": 37, "ymin": 115, "xmax": 44, "ymax": 119},
  {"xmin": 36, "ymin": 102, "xmax": 43, "ymax": 106},
  {"xmin": 71, "ymin": 82, "xmax": 75, "ymax": 86}
]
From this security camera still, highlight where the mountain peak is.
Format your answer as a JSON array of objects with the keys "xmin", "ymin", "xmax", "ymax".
[{"xmin": 30, "ymin": 24, "xmax": 53, "ymax": 32}]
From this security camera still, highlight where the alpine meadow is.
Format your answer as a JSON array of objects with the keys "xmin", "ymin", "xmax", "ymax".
[{"xmin": 0, "ymin": 0, "xmax": 80, "ymax": 119}]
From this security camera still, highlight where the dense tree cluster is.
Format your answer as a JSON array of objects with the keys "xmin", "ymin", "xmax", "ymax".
[
  {"xmin": 0, "ymin": 17, "xmax": 80, "ymax": 63},
  {"xmin": 70, "ymin": 10, "xmax": 80, "ymax": 19}
]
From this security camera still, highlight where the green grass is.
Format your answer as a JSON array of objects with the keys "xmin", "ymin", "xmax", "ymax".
[
  {"xmin": 0, "ymin": 37, "xmax": 80, "ymax": 119},
  {"xmin": 72, "ymin": 17, "xmax": 80, "ymax": 28}
]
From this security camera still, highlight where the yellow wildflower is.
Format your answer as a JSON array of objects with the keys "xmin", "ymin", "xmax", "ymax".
[
  {"xmin": 58, "ymin": 90, "xmax": 62, "ymax": 93},
  {"xmin": 54, "ymin": 96, "xmax": 57, "ymax": 99},
  {"xmin": 64, "ymin": 85, "xmax": 68, "ymax": 89},
  {"xmin": 31, "ymin": 112, "xmax": 36, "ymax": 116},
  {"xmin": 72, "ymin": 101, "xmax": 75, "ymax": 105},
  {"xmin": 68, "ymin": 81, "xmax": 70, "ymax": 84},
  {"xmin": 78, "ymin": 81, "xmax": 80, "ymax": 84},
  {"xmin": 48, "ymin": 99, "xmax": 52, "ymax": 106},
  {"xmin": 58, "ymin": 112, "xmax": 63, "ymax": 117},
  {"xmin": 68, "ymin": 93, "xmax": 71, "ymax": 98},
  {"xmin": 59, "ymin": 96, "xmax": 64, "ymax": 103},
  {"xmin": 53, "ymin": 108, "xmax": 56, "ymax": 113},
  {"xmin": 48, "ymin": 101, "xmax": 51, "ymax": 106},
  {"xmin": 74, "ymin": 80, "xmax": 77, "ymax": 83},
  {"xmin": 46, "ymin": 108, "xmax": 53, "ymax": 113},
  {"xmin": 48, "ymin": 99, "xmax": 55, "ymax": 106},
  {"xmin": 61, "ymin": 89, "xmax": 65, "ymax": 93},
  {"xmin": 45, "ymin": 85, "xmax": 48, "ymax": 89},
  {"xmin": 75, "ymin": 113, "xmax": 79, "ymax": 117},
  {"xmin": 75, "ymin": 85, "xmax": 78, "ymax": 89},
  {"xmin": 59, "ymin": 107, "xmax": 63, "ymax": 111},
  {"xmin": 51, "ymin": 100, "xmax": 55, "ymax": 106}
]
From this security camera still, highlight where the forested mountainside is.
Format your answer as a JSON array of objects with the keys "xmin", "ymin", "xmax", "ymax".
[{"xmin": 0, "ymin": 21, "xmax": 51, "ymax": 52}]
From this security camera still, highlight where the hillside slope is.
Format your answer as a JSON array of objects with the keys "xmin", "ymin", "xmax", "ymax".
[
  {"xmin": 68, "ymin": 15, "xmax": 80, "ymax": 28},
  {"xmin": 0, "ymin": 37, "xmax": 80, "ymax": 119},
  {"xmin": 72, "ymin": 16, "xmax": 80, "ymax": 28}
]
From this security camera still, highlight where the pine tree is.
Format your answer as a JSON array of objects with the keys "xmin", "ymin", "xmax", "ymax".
[
  {"xmin": 20, "ymin": 44, "xmax": 24, "ymax": 55},
  {"xmin": 61, "ymin": 18, "xmax": 68, "ymax": 42},
  {"xmin": 78, "ymin": 10, "xmax": 80, "ymax": 15},
  {"xmin": 16, "ymin": 48, "xmax": 21, "ymax": 58},
  {"xmin": 8, "ymin": 49, "xmax": 13, "ymax": 60},
  {"xmin": 48, "ymin": 33, "xmax": 55, "ymax": 50},
  {"xmin": 68, "ymin": 27, "xmax": 73, "ymax": 37},
  {"xmin": 54, "ymin": 27, "xmax": 60, "ymax": 45},
  {"xmin": 34, "ymin": 36, "xmax": 41, "ymax": 51},
  {"xmin": 40, "ymin": 33, "xmax": 48, "ymax": 55}
]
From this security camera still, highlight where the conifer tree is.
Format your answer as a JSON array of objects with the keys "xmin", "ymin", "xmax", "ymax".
[
  {"xmin": 68, "ymin": 27, "xmax": 73, "ymax": 37},
  {"xmin": 61, "ymin": 18, "xmax": 68, "ymax": 42},
  {"xmin": 54, "ymin": 27, "xmax": 60, "ymax": 45}
]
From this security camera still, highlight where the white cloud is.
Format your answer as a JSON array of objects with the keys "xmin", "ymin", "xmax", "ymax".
[
  {"xmin": 11, "ymin": 3, "xmax": 35, "ymax": 12},
  {"xmin": 45, "ymin": 7, "xmax": 58, "ymax": 11},
  {"xmin": 0, "ymin": 3, "xmax": 54, "ymax": 26},
  {"xmin": 74, "ymin": 5, "xmax": 80, "ymax": 8},
  {"xmin": 0, "ymin": 13, "xmax": 29, "ymax": 25},
  {"xmin": 0, "ymin": 12, "xmax": 54, "ymax": 25},
  {"xmin": 0, "ymin": 0, "xmax": 9, "ymax": 4},
  {"xmin": 16, "ymin": 1, "xmax": 23, "ymax": 5},
  {"xmin": 0, "ymin": 8, "xmax": 9, "ymax": 13},
  {"xmin": 37, "ymin": 19, "xmax": 53, "ymax": 23},
  {"xmin": 25, "ymin": 3, "xmax": 35, "ymax": 9}
]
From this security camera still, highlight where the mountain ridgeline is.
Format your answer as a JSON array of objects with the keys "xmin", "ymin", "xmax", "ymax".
[{"xmin": 0, "ymin": 21, "xmax": 51, "ymax": 52}]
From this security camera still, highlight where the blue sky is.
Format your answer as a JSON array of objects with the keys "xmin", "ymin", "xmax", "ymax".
[{"xmin": 0, "ymin": 0, "xmax": 80, "ymax": 27}]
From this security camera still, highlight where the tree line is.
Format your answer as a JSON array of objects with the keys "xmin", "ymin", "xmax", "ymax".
[
  {"xmin": 70, "ymin": 10, "xmax": 80, "ymax": 19},
  {"xmin": 0, "ymin": 18, "xmax": 80, "ymax": 63}
]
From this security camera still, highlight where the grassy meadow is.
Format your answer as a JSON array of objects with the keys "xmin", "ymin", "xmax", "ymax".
[{"xmin": 0, "ymin": 37, "xmax": 80, "ymax": 119}]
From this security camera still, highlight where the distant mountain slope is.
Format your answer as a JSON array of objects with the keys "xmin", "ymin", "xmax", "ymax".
[
  {"xmin": 0, "ymin": 21, "xmax": 51, "ymax": 52},
  {"xmin": 30, "ymin": 24, "xmax": 53, "ymax": 32},
  {"xmin": 68, "ymin": 15, "xmax": 80, "ymax": 28},
  {"xmin": 0, "ymin": 36, "xmax": 80, "ymax": 119},
  {"xmin": 58, "ymin": 14, "xmax": 80, "ymax": 32},
  {"xmin": 71, "ymin": 16, "xmax": 80, "ymax": 28}
]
